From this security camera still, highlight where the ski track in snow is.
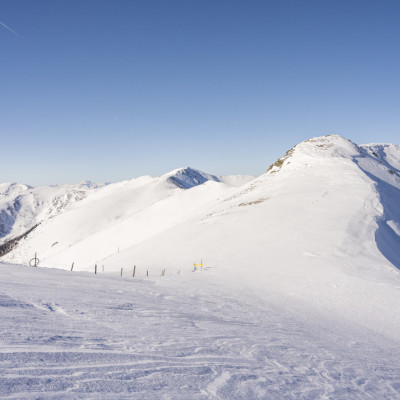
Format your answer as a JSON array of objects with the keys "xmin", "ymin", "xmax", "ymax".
[{"xmin": 0, "ymin": 264, "xmax": 400, "ymax": 399}]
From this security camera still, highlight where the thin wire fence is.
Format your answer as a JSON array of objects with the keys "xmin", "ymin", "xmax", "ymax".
[{"xmin": 25, "ymin": 255, "xmax": 208, "ymax": 279}]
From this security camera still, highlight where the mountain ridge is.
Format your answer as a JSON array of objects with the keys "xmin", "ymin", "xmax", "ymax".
[{"xmin": 1, "ymin": 134, "xmax": 400, "ymax": 339}]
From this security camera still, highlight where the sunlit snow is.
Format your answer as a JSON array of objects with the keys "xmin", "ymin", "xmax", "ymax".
[{"xmin": 1, "ymin": 135, "xmax": 400, "ymax": 399}]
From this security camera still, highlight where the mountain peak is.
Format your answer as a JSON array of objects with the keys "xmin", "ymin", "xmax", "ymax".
[
  {"xmin": 267, "ymin": 135, "xmax": 361, "ymax": 174},
  {"xmin": 164, "ymin": 167, "xmax": 220, "ymax": 189}
]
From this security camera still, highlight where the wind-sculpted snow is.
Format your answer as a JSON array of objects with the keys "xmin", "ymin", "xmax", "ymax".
[
  {"xmin": 1, "ymin": 263, "xmax": 400, "ymax": 399},
  {"xmin": 353, "ymin": 150, "xmax": 400, "ymax": 270}
]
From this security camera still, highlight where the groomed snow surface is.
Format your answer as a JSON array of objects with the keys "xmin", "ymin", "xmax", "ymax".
[
  {"xmin": 1, "ymin": 135, "xmax": 400, "ymax": 398},
  {"xmin": 1, "ymin": 263, "xmax": 400, "ymax": 399}
]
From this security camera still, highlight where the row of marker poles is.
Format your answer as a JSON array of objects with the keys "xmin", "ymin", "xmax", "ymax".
[
  {"xmin": 69, "ymin": 262, "xmax": 202, "ymax": 276},
  {"xmin": 33, "ymin": 255, "xmax": 202, "ymax": 276},
  {"xmin": 92, "ymin": 265, "xmax": 168, "ymax": 277}
]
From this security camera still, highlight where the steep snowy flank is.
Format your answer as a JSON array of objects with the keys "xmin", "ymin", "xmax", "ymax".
[{"xmin": 361, "ymin": 143, "xmax": 400, "ymax": 172}]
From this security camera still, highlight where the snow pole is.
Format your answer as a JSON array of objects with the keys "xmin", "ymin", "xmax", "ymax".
[
  {"xmin": 120, "ymin": 267, "xmax": 123, "ymax": 277},
  {"xmin": 133, "ymin": 265, "xmax": 136, "ymax": 278},
  {"xmin": 193, "ymin": 262, "xmax": 197, "ymax": 271},
  {"xmin": 95, "ymin": 264, "xmax": 97, "ymax": 274},
  {"xmin": 71, "ymin": 262, "xmax": 74, "ymax": 272}
]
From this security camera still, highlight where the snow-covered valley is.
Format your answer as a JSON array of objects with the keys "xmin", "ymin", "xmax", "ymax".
[{"xmin": 1, "ymin": 134, "xmax": 400, "ymax": 399}]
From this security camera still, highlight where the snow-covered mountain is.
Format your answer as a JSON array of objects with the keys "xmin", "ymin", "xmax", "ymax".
[
  {"xmin": 2, "ymin": 137, "xmax": 400, "ymax": 277},
  {"xmin": 3, "ymin": 134, "xmax": 399, "ymax": 337},
  {"xmin": 1, "ymin": 135, "xmax": 400, "ymax": 398},
  {"xmin": 0, "ymin": 181, "xmax": 106, "ymax": 244},
  {"xmin": 0, "ymin": 167, "xmax": 253, "ymax": 262}
]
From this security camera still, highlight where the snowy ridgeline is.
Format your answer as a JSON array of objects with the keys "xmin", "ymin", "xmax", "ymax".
[
  {"xmin": 0, "ymin": 134, "xmax": 400, "ymax": 398},
  {"xmin": 1, "ymin": 136, "xmax": 399, "ymax": 275},
  {"xmin": 1, "ymin": 263, "xmax": 400, "ymax": 399}
]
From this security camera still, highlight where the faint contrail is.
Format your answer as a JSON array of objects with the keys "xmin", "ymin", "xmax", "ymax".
[{"xmin": 0, "ymin": 20, "xmax": 20, "ymax": 37}]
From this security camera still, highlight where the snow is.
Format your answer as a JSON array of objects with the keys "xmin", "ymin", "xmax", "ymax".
[
  {"xmin": 0, "ymin": 183, "xmax": 101, "ymax": 244},
  {"xmin": 1, "ymin": 263, "xmax": 400, "ymax": 399},
  {"xmin": 163, "ymin": 167, "xmax": 221, "ymax": 189},
  {"xmin": 1, "ymin": 134, "xmax": 400, "ymax": 398}
]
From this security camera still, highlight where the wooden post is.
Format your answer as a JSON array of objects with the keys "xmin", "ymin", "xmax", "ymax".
[
  {"xmin": 146, "ymin": 270, "xmax": 149, "ymax": 277},
  {"xmin": 95, "ymin": 264, "xmax": 97, "ymax": 274},
  {"xmin": 120, "ymin": 267, "xmax": 123, "ymax": 277},
  {"xmin": 71, "ymin": 262, "xmax": 74, "ymax": 272},
  {"xmin": 132, "ymin": 265, "xmax": 136, "ymax": 278}
]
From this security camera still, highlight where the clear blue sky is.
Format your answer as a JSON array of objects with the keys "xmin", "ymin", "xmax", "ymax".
[{"xmin": 1, "ymin": 0, "xmax": 399, "ymax": 186}]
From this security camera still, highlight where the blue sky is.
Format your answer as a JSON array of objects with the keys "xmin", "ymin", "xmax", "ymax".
[{"xmin": 1, "ymin": 0, "xmax": 399, "ymax": 186}]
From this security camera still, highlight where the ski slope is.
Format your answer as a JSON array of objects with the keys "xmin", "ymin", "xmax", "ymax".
[{"xmin": 1, "ymin": 263, "xmax": 400, "ymax": 399}]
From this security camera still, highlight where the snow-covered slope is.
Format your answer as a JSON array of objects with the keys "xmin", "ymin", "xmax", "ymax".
[
  {"xmin": 0, "ymin": 181, "xmax": 104, "ymax": 243},
  {"xmin": 361, "ymin": 142, "xmax": 400, "ymax": 172},
  {"xmin": 97, "ymin": 135, "xmax": 400, "ymax": 339},
  {"xmin": 1, "ymin": 135, "xmax": 400, "ymax": 340},
  {"xmin": 164, "ymin": 167, "xmax": 220, "ymax": 188},
  {"xmin": 1, "ymin": 262, "xmax": 400, "ymax": 399},
  {"xmin": 0, "ymin": 167, "xmax": 248, "ymax": 267},
  {"xmin": 1, "ymin": 135, "xmax": 400, "ymax": 398}
]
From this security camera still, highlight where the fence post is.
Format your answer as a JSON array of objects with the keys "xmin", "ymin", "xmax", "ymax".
[
  {"xmin": 133, "ymin": 265, "xmax": 136, "ymax": 278},
  {"xmin": 147, "ymin": 270, "xmax": 149, "ymax": 277},
  {"xmin": 71, "ymin": 262, "xmax": 74, "ymax": 272},
  {"xmin": 95, "ymin": 264, "xmax": 97, "ymax": 274},
  {"xmin": 120, "ymin": 267, "xmax": 123, "ymax": 277}
]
